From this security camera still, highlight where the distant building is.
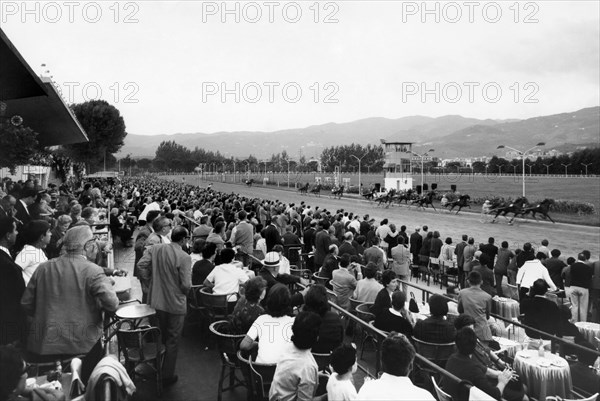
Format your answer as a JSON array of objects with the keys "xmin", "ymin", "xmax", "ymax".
[{"xmin": 381, "ymin": 140, "xmax": 414, "ymax": 191}]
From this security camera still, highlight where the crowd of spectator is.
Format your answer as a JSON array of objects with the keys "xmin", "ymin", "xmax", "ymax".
[{"xmin": 1, "ymin": 174, "xmax": 599, "ymax": 401}]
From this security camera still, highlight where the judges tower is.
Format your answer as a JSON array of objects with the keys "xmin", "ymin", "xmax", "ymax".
[{"xmin": 381, "ymin": 140, "xmax": 414, "ymax": 191}]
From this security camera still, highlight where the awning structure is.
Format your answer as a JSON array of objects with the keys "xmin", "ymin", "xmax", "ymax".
[
  {"xmin": 0, "ymin": 28, "xmax": 48, "ymax": 101},
  {"xmin": 1, "ymin": 27, "xmax": 88, "ymax": 146},
  {"xmin": 4, "ymin": 77, "xmax": 89, "ymax": 146}
]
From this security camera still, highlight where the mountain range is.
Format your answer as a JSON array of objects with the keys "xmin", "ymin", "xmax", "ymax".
[{"xmin": 118, "ymin": 106, "xmax": 600, "ymax": 160}]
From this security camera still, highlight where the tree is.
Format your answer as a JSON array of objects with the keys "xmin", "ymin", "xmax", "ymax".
[
  {"xmin": 0, "ymin": 124, "xmax": 41, "ymax": 174},
  {"xmin": 64, "ymin": 100, "xmax": 127, "ymax": 170},
  {"xmin": 472, "ymin": 161, "xmax": 487, "ymax": 173},
  {"xmin": 136, "ymin": 158, "xmax": 152, "ymax": 170}
]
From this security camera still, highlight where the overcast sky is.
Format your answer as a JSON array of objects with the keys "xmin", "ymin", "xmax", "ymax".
[{"xmin": 3, "ymin": 1, "xmax": 599, "ymax": 135}]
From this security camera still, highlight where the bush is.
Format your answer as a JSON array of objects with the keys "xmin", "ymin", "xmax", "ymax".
[{"xmin": 551, "ymin": 200, "xmax": 596, "ymax": 215}]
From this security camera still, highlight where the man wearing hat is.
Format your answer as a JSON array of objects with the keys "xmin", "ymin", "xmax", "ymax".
[
  {"xmin": 258, "ymin": 252, "xmax": 305, "ymax": 306},
  {"xmin": 21, "ymin": 226, "xmax": 119, "ymax": 376},
  {"xmin": 413, "ymin": 294, "xmax": 456, "ymax": 344}
]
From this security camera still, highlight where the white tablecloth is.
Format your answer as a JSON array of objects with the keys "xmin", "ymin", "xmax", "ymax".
[
  {"xmin": 493, "ymin": 336, "xmax": 523, "ymax": 359},
  {"xmin": 575, "ymin": 321, "xmax": 600, "ymax": 345},
  {"xmin": 513, "ymin": 350, "xmax": 572, "ymax": 400}
]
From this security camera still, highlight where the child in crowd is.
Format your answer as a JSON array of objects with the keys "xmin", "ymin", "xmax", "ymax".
[{"xmin": 326, "ymin": 344, "xmax": 358, "ymax": 401}]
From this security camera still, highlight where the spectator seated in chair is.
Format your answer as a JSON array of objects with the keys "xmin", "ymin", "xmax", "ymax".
[
  {"xmin": 326, "ymin": 344, "xmax": 358, "ymax": 401},
  {"xmin": 374, "ymin": 291, "xmax": 414, "ymax": 337},
  {"xmin": 269, "ymin": 311, "xmax": 323, "ymax": 401},
  {"xmin": 230, "ymin": 276, "xmax": 267, "ymax": 334},
  {"xmin": 444, "ymin": 328, "xmax": 525, "ymax": 401},
  {"xmin": 353, "ymin": 262, "xmax": 383, "ymax": 304},
  {"xmin": 413, "ymin": 294, "xmax": 456, "ymax": 344},
  {"xmin": 0, "ymin": 344, "xmax": 66, "ymax": 401},
  {"xmin": 357, "ymin": 332, "xmax": 435, "ymax": 401},
  {"xmin": 240, "ymin": 284, "xmax": 294, "ymax": 364}
]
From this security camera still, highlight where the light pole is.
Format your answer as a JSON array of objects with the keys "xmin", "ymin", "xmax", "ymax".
[
  {"xmin": 351, "ymin": 153, "xmax": 367, "ymax": 194},
  {"xmin": 285, "ymin": 159, "xmax": 293, "ymax": 188},
  {"xmin": 244, "ymin": 161, "xmax": 250, "ymax": 179},
  {"xmin": 526, "ymin": 163, "xmax": 533, "ymax": 176},
  {"xmin": 498, "ymin": 165, "xmax": 502, "ymax": 176},
  {"xmin": 542, "ymin": 163, "xmax": 553, "ymax": 175},
  {"xmin": 497, "ymin": 142, "xmax": 545, "ymax": 197},
  {"xmin": 262, "ymin": 161, "xmax": 267, "ymax": 176},
  {"xmin": 411, "ymin": 149, "xmax": 435, "ymax": 189},
  {"xmin": 581, "ymin": 163, "xmax": 592, "ymax": 176},
  {"xmin": 561, "ymin": 163, "xmax": 571, "ymax": 177},
  {"xmin": 232, "ymin": 161, "xmax": 236, "ymax": 183}
]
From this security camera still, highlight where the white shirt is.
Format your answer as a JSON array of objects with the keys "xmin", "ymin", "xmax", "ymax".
[
  {"xmin": 357, "ymin": 374, "xmax": 435, "ymax": 401},
  {"xmin": 0, "ymin": 246, "xmax": 11, "ymax": 257},
  {"xmin": 138, "ymin": 201, "xmax": 160, "ymax": 221},
  {"xmin": 348, "ymin": 219, "xmax": 360, "ymax": 233},
  {"xmin": 205, "ymin": 262, "xmax": 249, "ymax": 301},
  {"xmin": 516, "ymin": 259, "xmax": 557, "ymax": 291},
  {"xmin": 246, "ymin": 314, "xmax": 294, "ymax": 364},
  {"xmin": 255, "ymin": 238, "xmax": 267, "ymax": 258},
  {"xmin": 278, "ymin": 255, "xmax": 291, "ymax": 275},
  {"xmin": 327, "ymin": 374, "xmax": 358, "ymax": 401},
  {"xmin": 16, "ymin": 245, "xmax": 48, "ymax": 286}
]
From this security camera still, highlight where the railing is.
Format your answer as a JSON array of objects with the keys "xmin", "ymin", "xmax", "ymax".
[
  {"xmin": 289, "ymin": 279, "xmax": 477, "ymax": 400},
  {"xmin": 400, "ymin": 279, "xmax": 600, "ymax": 398}
]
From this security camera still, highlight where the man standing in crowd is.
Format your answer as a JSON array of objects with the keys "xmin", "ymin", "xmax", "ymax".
[
  {"xmin": 494, "ymin": 241, "xmax": 514, "ymax": 297},
  {"xmin": 479, "ymin": 237, "xmax": 498, "ymax": 270},
  {"xmin": 410, "ymin": 227, "xmax": 422, "ymax": 266},
  {"xmin": 0, "ymin": 217, "xmax": 24, "ymax": 346},
  {"xmin": 458, "ymin": 271, "xmax": 493, "ymax": 344},
  {"xmin": 15, "ymin": 188, "xmax": 36, "ymax": 227},
  {"xmin": 364, "ymin": 237, "xmax": 387, "ymax": 272},
  {"xmin": 462, "ymin": 237, "xmax": 477, "ymax": 284},
  {"xmin": 570, "ymin": 253, "xmax": 594, "ymax": 322},
  {"xmin": 314, "ymin": 220, "xmax": 331, "ymax": 270},
  {"xmin": 21, "ymin": 226, "xmax": 119, "ymax": 361},
  {"xmin": 262, "ymin": 216, "xmax": 282, "ymax": 252},
  {"xmin": 230, "ymin": 210, "xmax": 254, "ymax": 265},
  {"xmin": 137, "ymin": 226, "xmax": 192, "ymax": 386},
  {"xmin": 543, "ymin": 249, "xmax": 567, "ymax": 289},
  {"xmin": 454, "ymin": 234, "xmax": 468, "ymax": 288}
]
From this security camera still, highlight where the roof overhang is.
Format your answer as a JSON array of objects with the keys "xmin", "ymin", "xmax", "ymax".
[
  {"xmin": 0, "ymin": 28, "xmax": 48, "ymax": 100},
  {"xmin": 4, "ymin": 76, "xmax": 89, "ymax": 146}
]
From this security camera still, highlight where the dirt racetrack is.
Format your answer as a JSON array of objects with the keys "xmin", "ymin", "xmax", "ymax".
[{"xmin": 166, "ymin": 177, "xmax": 600, "ymax": 259}]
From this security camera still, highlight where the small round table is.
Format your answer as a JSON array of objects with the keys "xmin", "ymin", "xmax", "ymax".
[
  {"xmin": 492, "ymin": 296, "xmax": 520, "ymax": 320},
  {"xmin": 116, "ymin": 304, "xmax": 156, "ymax": 327},
  {"xmin": 575, "ymin": 322, "xmax": 600, "ymax": 345},
  {"xmin": 493, "ymin": 336, "xmax": 523, "ymax": 359},
  {"xmin": 513, "ymin": 349, "xmax": 572, "ymax": 400}
]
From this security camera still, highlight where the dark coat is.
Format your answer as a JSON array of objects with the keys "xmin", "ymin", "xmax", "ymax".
[
  {"xmin": 520, "ymin": 295, "xmax": 561, "ymax": 338},
  {"xmin": 14, "ymin": 201, "xmax": 30, "ymax": 227},
  {"xmin": 314, "ymin": 230, "xmax": 331, "ymax": 267},
  {"xmin": 410, "ymin": 232, "xmax": 423, "ymax": 256},
  {"xmin": 262, "ymin": 224, "xmax": 282, "ymax": 252},
  {"xmin": 303, "ymin": 227, "xmax": 316, "ymax": 254},
  {"xmin": 0, "ymin": 250, "xmax": 26, "ymax": 345}
]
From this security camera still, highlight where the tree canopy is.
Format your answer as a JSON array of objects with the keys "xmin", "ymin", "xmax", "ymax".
[{"xmin": 64, "ymin": 100, "xmax": 127, "ymax": 170}]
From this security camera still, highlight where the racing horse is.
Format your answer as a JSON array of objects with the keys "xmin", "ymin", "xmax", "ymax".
[
  {"xmin": 310, "ymin": 184, "xmax": 322, "ymax": 197},
  {"xmin": 411, "ymin": 191, "xmax": 437, "ymax": 211},
  {"xmin": 331, "ymin": 185, "xmax": 345, "ymax": 199},
  {"xmin": 446, "ymin": 194, "xmax": 471, "ymax": 214},
  {"xmin": 490, "ymin": 196, "xmax": 529, "ymax": 225},
  {"xmin": 298, "ymin": 182, "xmax": 310, "ymax": 195},
  {"xmin": 245, "ymin": 178, "xmax": 254, "ymax": 187},
  {"xmin": 362, "ymin": 188, "xmax": 379, "ymax": 201},
  {"xmin": 396, "ymin": 189, "xmax": 416, "ymax": 205},
  {"xmin": 522, "ymin": 198, "xmax": 556, "ymax": 223},
  {"xmin": 376, "ymin": 189, "xmax": 397, "ymax": 208}
]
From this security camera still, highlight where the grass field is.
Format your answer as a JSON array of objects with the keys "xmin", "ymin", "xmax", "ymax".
[
  {"xmin": 181, "ymin": 172, "xmax": 600, "ymax": 210},
  {"xmin": 168, "ymin": 172, "xmax": 599, "ymax": 226}
]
